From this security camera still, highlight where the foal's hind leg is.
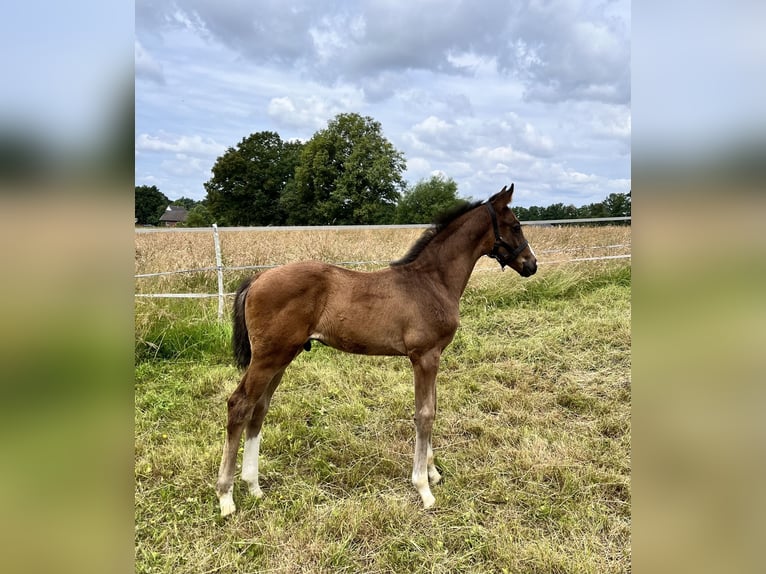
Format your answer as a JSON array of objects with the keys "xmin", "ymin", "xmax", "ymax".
[
  {"xmin": 241, "ymin": 369, "xmax": 285, "ymax": 498},
  {"xmin": 216, "ymin": 379, "xmax": 251, "ymax": 517},
  {"xmin": 216, "ymin": 364, "xmax": 284, "ymax": 517}
]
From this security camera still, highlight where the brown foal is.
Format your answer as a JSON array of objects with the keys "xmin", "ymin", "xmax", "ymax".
[{"xmin": 216, "ymin": 184, "xmax": 537, "ymax": 515}]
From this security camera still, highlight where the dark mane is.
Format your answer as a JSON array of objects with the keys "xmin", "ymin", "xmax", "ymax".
[{"xmin": 390, "ymin": 199, "xmax": 484, "ymax": 266}]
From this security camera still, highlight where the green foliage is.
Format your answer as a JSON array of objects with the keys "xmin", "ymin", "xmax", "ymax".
[
  {"xmin": 602, "ymin": 192, "xmax": 632, "ymax": 217},
  {"xmin": 169, "ymin": 196, "xmax": 199, "ymax": 210},
  {"xmin": 181, "ymin": 202, "xmax": 213, "ymax": 227},
  {"xmin": 205, "ymin": 132, "xmax": 303, "ymax": 226},
  {"xmin": 135, "ymin": 299, "xmax": 231, "ymax": 362},
  {"xmin": 135, "ymin": 185, "xmax": 169, "ymax": 225},
  {"xmin": 396, "ymin": 174, "xmax": 461, "ymax": 223},
  {"xmin": 280, "ymin": 113, "xmax": 406, "ymax": 225},
  {"xmin": 513, "ymin": 191, "xmax": 631, "ymax": 222}
]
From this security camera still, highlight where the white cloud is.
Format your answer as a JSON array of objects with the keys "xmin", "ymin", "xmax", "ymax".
[
  {"xmin": 496, "ymin": 113, "xmax": 556, "ymax": 157},
  {"xmin": 592, "ymin": 105, "xmax": 631, "ymax": 140},
  {"xmin": 406, "ymin": 157, "xmax": 432, "ymax": 174},
  {"xmin": 136, "ymin": 133, "xmax": 225, "ymax": 156},
  {"xmin": 135, "ymin": 40, "xmax": 165, "ymax": 84},
  {"xmin": 267, "ymin": 95, "xmax": 338, "ymax": 131},
  {"xmin": 160, "ymin": 154, "xmax": 208, "ymax": 178},
  {"xmin": 413, "ymin": 116, "xmax": 453, "ymax": 137},
  {"xmin": 473, "ymin": 145, "xmax": 535, "ymax": 165}
]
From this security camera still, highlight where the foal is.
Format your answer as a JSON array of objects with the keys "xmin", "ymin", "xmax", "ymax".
[{"xmin": 216, "ymin": 184, "xmax": 537, "ymax": 515}]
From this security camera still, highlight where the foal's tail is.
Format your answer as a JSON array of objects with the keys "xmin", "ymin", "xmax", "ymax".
[{"xmin": 232, "ymin": 275, "xmax": 256, "ymax": 369}]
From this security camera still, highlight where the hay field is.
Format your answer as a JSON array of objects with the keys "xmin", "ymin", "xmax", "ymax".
[{"xmin": 134, "ymin": 224, "xmax": 631, "ymax": 295}]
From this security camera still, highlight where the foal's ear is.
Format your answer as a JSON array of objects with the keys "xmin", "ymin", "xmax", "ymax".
[{"xmin": 491, "ymin": 183, "xmax": 515, "ymax": 206}]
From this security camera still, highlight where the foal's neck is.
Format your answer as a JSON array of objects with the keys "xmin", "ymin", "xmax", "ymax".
[{"xmin": 410, "ymin": 209, "xmax": 491, "ymax": 300}]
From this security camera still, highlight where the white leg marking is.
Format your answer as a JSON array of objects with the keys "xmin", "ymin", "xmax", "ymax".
[
  {"xmin": 414, "ymin": 472, "xmax": 436, "ymax": 509},
  {"xmin": 241, "ymin": 432, "xmax": 263, "ymax": 498},
  {"xmin": 413, "ymin": 433, "xmax": 436, "ymax": 509},
  {"xmin": 219, "ymin": 486, "xmax": 236, "ymax": 517},
  {"xmin": 427, "ymin": 443, "xmax": 442, "ymax": 485}
]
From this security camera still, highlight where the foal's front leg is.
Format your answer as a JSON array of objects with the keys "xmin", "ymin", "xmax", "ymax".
[
  {"xmin": 411, "ymin": 350, "xmax": 440, "ymax": 509},
  {"xmin": 427, "ymin": 440, "xmax": 442, "ymax": 485}
]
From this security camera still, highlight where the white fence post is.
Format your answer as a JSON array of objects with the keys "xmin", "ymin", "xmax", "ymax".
[{"xmin": 212, "ymin": 224, "xmax": 225, "ymax": 322}]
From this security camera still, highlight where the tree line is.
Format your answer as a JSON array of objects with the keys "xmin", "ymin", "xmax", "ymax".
[
  {"xmin": 512, "ymin": 191, "xmax": 631, "ymax": 223},
  {"xmin": 135, "ymin": 112, "xmax": 630, "ymax": 226}
]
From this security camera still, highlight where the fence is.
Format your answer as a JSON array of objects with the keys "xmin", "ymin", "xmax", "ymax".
[{"xmin": 135, "ymin": 218, "xmax": 631, "ymax": 320}]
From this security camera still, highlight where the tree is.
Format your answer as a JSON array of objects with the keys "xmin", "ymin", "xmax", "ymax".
[
  {"xmin": 204, "ymin": 132, "xmax": 303, "ymax": 226},
  {"xmin": 135, "ymin": 185, "xmax": 169, "ymax": 225},
  {"xmin": 512, "ymin": 205, "xmax": 530, "ymax": 221},
  {"xmin": 280, "ymin": 113, "xmax": 406, "ymax": 225},
  {"xmin": 170, "ymin": 196, "xmax": 199, "ymax": 210},
  {"xmin": 396, "ymin": 175, "xmax": 461, "ymax": 223},
  {"xmin": 602, "ymin": 192, "xmax": 631, "ymax": 217},
  {"xmin": 512, "ymin": 191, "xmax": 631, "ymax": 222},
  {"xmin": 182, "ymin": 202, "xmax": 214, "ymax": 227}
]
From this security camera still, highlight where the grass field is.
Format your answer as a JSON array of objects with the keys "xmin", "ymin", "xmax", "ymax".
[{"xmin": 135, "ymin": 226, "xmax": 631, "ymax": 573}]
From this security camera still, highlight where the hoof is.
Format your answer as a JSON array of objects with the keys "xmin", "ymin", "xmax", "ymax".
[
  {"xmin": 219, "ymin": 491, "xmax": 236, "ymax": 517},
  {"xmin": 220, "ymin": 500, "xmax": 236, "ymax": 517},
  {"xmin": 422, "ymin": 493, "xmax": 436, "ymax": 509},
  {"xmin": 248, "ymin": 485, "xmax": 264, "ymax": 498},
  {"xmin": 428, "ymin": 468, "xmax": 442, "ymax": 485}
]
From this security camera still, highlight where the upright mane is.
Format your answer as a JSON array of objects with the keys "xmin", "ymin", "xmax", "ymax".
[{"xmin": 390, "ymin": 199, "xmax": 484, "ymax": 266}]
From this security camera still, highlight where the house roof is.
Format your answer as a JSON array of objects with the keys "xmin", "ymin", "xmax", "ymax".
[{"xmin": 159, "ymin": 206, "xmax": 189, "ymax": 222}]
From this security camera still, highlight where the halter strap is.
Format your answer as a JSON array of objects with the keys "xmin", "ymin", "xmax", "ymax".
[{"xmin": 485, "ymin": 202, "xmax": 529, "ymax": 268}]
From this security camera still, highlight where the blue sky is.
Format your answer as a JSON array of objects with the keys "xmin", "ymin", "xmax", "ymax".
[{"xmin": 135, "ymin": 0, "xmax": 631, "ymax": 207}]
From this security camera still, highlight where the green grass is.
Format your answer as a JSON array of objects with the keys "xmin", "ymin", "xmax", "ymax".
[{"xmin": 135, "ymin": 263, "xmax": 630, "ymax": 573}]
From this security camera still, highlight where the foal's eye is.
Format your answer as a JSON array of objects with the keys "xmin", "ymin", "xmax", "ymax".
[{"xmin": 512, "ymin": 224, "xmax": 522, "ymax": 233}]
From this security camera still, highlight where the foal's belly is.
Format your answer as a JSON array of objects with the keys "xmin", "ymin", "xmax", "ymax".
[{"xmin": 308, "ymin": 329, "xmax": 406, "ymax": 356}]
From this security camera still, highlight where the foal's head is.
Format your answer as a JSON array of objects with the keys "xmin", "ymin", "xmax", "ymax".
[{"xmin": 485, "ymin": 184, "xmax": 537, "ymax": 277}]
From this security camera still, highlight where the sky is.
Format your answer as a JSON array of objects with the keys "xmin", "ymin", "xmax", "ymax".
[{"xmin": 135, "ymin": 0, "xmax": 631, "ymax": 207}]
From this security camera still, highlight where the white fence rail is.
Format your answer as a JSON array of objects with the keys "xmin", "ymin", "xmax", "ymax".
[
  {"xmin": 135, "ymin": 218, "xmax": 631, "ymax": 320},
  {"xmin": 134, "ymin": 216, "xmax": 631, "ymax": 234}
]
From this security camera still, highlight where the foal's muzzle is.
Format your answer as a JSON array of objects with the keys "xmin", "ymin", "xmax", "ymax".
[{"xmin": 520, "ymin": 258, "xmax": 537, "ymax": 277}]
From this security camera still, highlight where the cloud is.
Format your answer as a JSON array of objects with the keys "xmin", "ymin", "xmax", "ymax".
[
  {"xmin": 495, "ymin": 113, "xmax": 556, "ymax": 157},
  {"xmin": 136, "ymin": 133, "xmax": 225, "ymax": 156},
  {"xmin": 591, "ymin": 105, "xmax": 631, "ymax": 141},
  {"xmin": 137, "ymin": 0, "xmax": 629, "ymax": 105},
  {"xmin": 413, "ymin": 116, "xmax": 453, "ymax": 138},
  {"xmin": 403, "ymin": 115, "xmax": 475, "ymax": 160},
  {"xmin": 266, "ymin": 96, "xmax": 332, "ymax": 131},
  {"xmin": 473, "ymin": 145, "xmax": 536, "ymax": 166},
  {"xmin": 160, "ymin": 154, "xmax": 208, "ymax": 178},
  {"xmin": 266, "ymin": 89, "xmax": 367, "ymax": 132},
  {"xmin": 502, "ymin": 1, "xmax": 631, "ymax": 104},
  {"xmin": 135, "ymin": 40, "xmax": 165, "ymax": 84}
]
